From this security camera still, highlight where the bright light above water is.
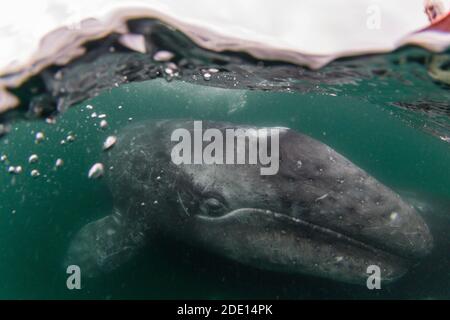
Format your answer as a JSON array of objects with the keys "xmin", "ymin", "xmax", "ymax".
[{"xmin": 0, "ymin": 0, "xmax": 448, "ymax": 73}]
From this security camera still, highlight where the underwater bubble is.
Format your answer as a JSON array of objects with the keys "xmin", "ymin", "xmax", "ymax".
[
  {"xmin": 153, "ymin": 50, "xmax": 174, "ymax": 62},
  {"xmin": 88, "ymin": 163, "xmax": 104, "ymax": 179},
  {"xmin": 0, "ymin": 124, "xmax": 9, "ymax": 136},
  {"xmin": 66, "ymin": 134, "xmax": 76, "ymax": 142},
  {"xmin": 100, "ymin": 120, "xmax": 108, "ymax": 128},
  {"xmin": 35, "ymin": 132, "xmax": 45, "ymax": 143},
  {"xmin": 30, "ymin": 169, "xmax": 40, "ymax": 177},
  {"xmin": 8, "ymin": 166, "xmax": 22, "ymax": 174},
  {"xmin": 0, "ymin": 154, "xmax": 7, "ymax": 162},
  {"xmin": 103, "ymin": 136, "xmax": 117, "ymax": 151},
  {"xmin": 45, "ymin": 117, "xmax": 56, "ymax": 125},
  {"xmin": 28, "ymin": 154, "xmax": 39, "ymax": 163},
  {"xmin": 164, "ymin": 67, "xmax": 174, "ymax": 76},
  {"xmin": 55, "ymin": 158, "xmax": 64, "ymax": 168},
  {"xmin": 163, "ymin": 62, "xmax": 179, "ymax": 81},
  {"xmin": 203, "ymin": 72, "xmax": 212, "ymax": 81}
]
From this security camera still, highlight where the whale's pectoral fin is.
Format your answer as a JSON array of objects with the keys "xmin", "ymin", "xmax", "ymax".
[{"xmin": 64, "ymin": 209, "xmax": 147, "ymax": 278}]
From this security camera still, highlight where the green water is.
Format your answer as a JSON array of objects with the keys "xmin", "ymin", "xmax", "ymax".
[{"xmin": 0, "ymin": 78, "xmax": 449, "ymax": 299}]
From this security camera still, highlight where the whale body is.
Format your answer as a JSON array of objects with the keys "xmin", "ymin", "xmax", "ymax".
[{"xmin": 65, "ymin": 120, "xmax": 433, "ymax": 284}]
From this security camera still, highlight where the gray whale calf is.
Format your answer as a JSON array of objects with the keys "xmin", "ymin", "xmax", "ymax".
[{"xmin": 66, "ymin": 120, "xmax": 432, "ymax": 285}]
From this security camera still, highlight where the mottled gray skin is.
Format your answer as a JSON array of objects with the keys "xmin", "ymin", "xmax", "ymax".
[{"xmin": 65, "ymin": 120, "xmax": 433, "ymax": 285}]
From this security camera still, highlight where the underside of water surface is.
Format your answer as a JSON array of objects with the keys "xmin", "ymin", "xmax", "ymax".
[{"xmin": 0, "ymin": 18, "xmax": 449, "ymax": 299}]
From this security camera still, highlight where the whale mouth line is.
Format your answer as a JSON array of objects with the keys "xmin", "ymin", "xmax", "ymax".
[{"xmin": 197, "ymin": 207, "xmax": 413, "ymax": 263}]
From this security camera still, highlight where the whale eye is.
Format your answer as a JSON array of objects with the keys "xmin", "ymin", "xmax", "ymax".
[{"xmin": 200, "ymin": 197, "xmax": 226, "ymax": 217}]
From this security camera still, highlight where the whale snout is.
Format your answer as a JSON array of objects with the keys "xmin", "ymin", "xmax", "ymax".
[{"xmin": 183, "ymin": 128, "xmax": 433, "ymax": 284}]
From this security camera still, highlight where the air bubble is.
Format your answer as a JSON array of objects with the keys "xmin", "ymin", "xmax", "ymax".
[
  {"xmin": 153, "ymin": 50, "xmax": 174, "ymax": 62},
  {"xmin": 8, "ymin": 166, "xmax": 22, "ymax": 174},
  {"xmin": 55, "ymin": 158, "xmax": 64, "ymax": 168},
  {"xmin": 28, "ymin": 154, "xmax": 39, "ymax": 163},
  {"xmin": 203, "ymin": 72, "xmax": 212, "ymax": 81},
  {"xmin": 66, "ymin": 134, "xmax": 75, "ymax": 142},
  {"xmin": 30, "ymin": 169, "xmax": 40, "ymax": 177},
  {"xmin": 88, "ymin": 163, "xmax": 104, "ymax": 179},
  {"xmin": 103, "ymin": 136, "xmax": 117, "ymax": 151},
  {"xmin": 35, "ymin": 132, "xmax": 45, "ymax": 143}
]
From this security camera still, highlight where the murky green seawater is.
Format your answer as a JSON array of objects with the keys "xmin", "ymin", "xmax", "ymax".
[{"xmin": 0, "ymin": 74, "xmax": 449, "ymax": 299}]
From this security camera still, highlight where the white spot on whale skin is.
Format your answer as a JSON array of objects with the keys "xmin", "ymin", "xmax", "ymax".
[
  {"xmin": 390, "ymin": 212, "xmax": 399, "ymax": 221},
  {"xmin": 106, "ymin": 229, "xmax": 116, "ymax": 236},
  {"xmin": 315, "ymin": 193, "xmax": 329, "ymax": 202},
  {"xmin": 103, "ymin": 136, "xmax": 117, "ymax": 151},
  {"xmin": 335, "ymin": 256, "xmax": 344, "ymax": 262},
  {"xmin": 88, "ymin": 163, "xmax": 104, "ymax": 179}
]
